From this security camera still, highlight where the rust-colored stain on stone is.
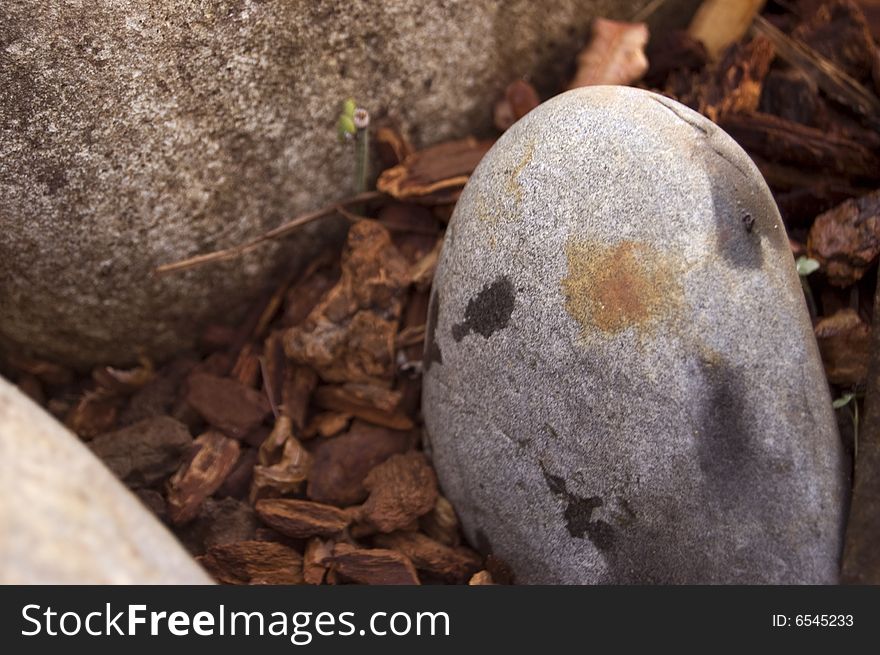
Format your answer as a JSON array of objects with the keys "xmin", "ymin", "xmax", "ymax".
[{"xmin": 562, "ymin": 239, "xmax": 683, "ymax": 334}]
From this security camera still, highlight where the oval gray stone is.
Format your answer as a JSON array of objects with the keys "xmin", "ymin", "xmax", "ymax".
[
  {"xmin": 0, "ymin": 0, "xmax": 649, "ymax": 368},
  {"xmin": 422, "ymin": 86, "xmax": 847, "ymax": 584},
  {"xmin": 0, "ymin": 375, "xmax": 212, "ymax": 583}
]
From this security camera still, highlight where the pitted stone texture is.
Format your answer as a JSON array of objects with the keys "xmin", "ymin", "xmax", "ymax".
[
  {"xmin": 423, "ymin": 86, "xmax": 847, "ymax": 584},
  {"xmin": 0, "ymin": 376, "xmax": 211, "ymax": 583},
  {"xmin": 0, "ymin": 0, "xmax": 647, "ymax": 367}
]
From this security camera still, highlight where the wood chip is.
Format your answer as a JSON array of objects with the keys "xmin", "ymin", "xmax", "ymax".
[
  {"xmin": 284, "ymin": 221, "xmax": 411, "ymax": 384},
  {"xmin": 231, "ymin": 343, "xmax": 261, "ymax": 388},
  {"xmin": 568, "ymin": 18, "xmax": 649, "ymax": 88},
  {"xmin": 377, "ymin": 138, "xmax": 493, "ymax": 203},
  {"xmin": 374, "ymin": 531, "xmax": 481, "ymax": 584},
  {"xmin": 420, "ymin": 495, "xmax": 462, "ymax": 547},
  {"xmin": 89, "ymin": 416, "xmax": 193, "ymax": 488},
  {"xmin": 808, "ymin": 189, "xmax": 880, "ymax": 286},
  {"xmin": 303, "ymin": 537, "xmax": 335, "ymax": 585},
  {"xmin": 166, "ymin": 431, "xmax": 241, "ymax": 524},
  {"xmin": 307, "ymin": 421, "xmax": 417, "ymax": 506},
  {"xmin": 250, "ymin": 420, "xmax": 312, "ymax": 502},
  {"xmin": 328, "ymin": 544, "xmax": 420, "ymax": 585},
  {"xmin": 358, "ymin": 452, "xmax": 438, "ymax": 533},
  {"xmin": 313, "ymin": 383, "xmax": 415, "ymax": 430},
  {"xmin": 64, "ymin": 391, "xmax": 119, "ymax": 439},
  {"xmin": 5, "ymin": 353, "xmax": 73, "ymax": 386},
  {"xmin": 494, "ymin": 79, "xmax": 541, "ymax": 131},
  {"xmin": 199, "ymin": 540, "xmax": 304, "ymax": 585},
  {"xmin": 92, "ymin": 358, "xmax": 155, "ymax": 395},
  {"xmin": 119, "ymin": 356, "xmax": 195, "ymax": 426},
  {"xmin": 255, "ymin": 498, "xmax": 352, "ymax": 538},
  {"xmin": 282, "ymin": 259, "xmax": 340, "ymax": 328},
  {"xmin": 185, "ymin": 372, "xmax": 272, "ymax": 439},
  {"xmin": 645, "ymin": 30, "xmax": 707, "ymax": 88},
  {"xmin": 685, "ymin": 35, "xmax": 775, "ymax": 122},
  {"xmin": 689, "ymin": 0, "xmax": 765, "ymax": 60},
  {"xmin": 815, "ymin": 309, "xmax": 872, "ymax": 386},
  {"xmin": 468, "ymin": 570, "xmax": 495, "ymax": 585},
  {"xmin": 175, "ymin": 497, "xmax": 259, "ymax": 556},
  {"xmin": 303, "ymin": 411, "xmax": 352, "ymax": 439},
  {"xmin": 793, "ymin": 0, "xmax": 877, "ymax": 83},
  {"xmin": 720, "ymin": 111, "xmax": 880, "ymax": 179},
  {"xmin": 375, "ymin": 126, "xmax": 414, "ymax": 168},
  {"xmin": 280, "ymin": 364, "xmax": 317, "ymax": 430},
  {"xmin": 753, "ymin": 15, "xmax": 880, "ymax": 128},
  {"xmin": 216, "ymin": 447, "xmax": 258, "ymax": 498}
]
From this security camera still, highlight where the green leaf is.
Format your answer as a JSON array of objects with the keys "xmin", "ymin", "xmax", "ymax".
[
  {"xmin": 796, "ymin": 256, "xmax": 820, "ymax": 277},
  {"xmin": 337, "ymin": 115, "xmax": 356, "ymax": 141},
  {"xmin": 342, "ymin": 98, "xmax": 357, "ymax": 119},
  {"xmin": 833, "ymin": 393, "xmax": 855, "ymax": 409}
]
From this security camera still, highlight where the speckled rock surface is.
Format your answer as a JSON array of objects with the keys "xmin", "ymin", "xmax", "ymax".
[
  {"xmin": 0, "ymin": 0, "xmax": 648, "ymax": 368},
  {"xmin": 0, "ymin": 376, "xmax": 211, "ymax": 583},
  {"xmin": 422, "ymin": 86, "xmax": 847, "ymax": 584}
]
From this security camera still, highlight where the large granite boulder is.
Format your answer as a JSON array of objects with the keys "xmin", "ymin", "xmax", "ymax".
[
  {"xmin": 0, "ymin": 0, "xmax": 649, "ymax": 368},
  {"xmin": 422, "ymin": 86, "xmax": 847, "ymax": 584},
  {"xmin": 0, "ymin": 375, "xmax": 211, "ymax": 583}
]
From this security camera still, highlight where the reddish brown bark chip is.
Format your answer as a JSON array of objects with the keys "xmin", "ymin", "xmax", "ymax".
[
  {"xmin": 808, "ymin": 190, "xmax": 880, "ymax": 287},
  {"xmin": 377, "ymin": 138, "xmax": 494, "ymax": 203},
  {"xmin": 468, "ymin": 570, "xmax": 495, "ymax": 585},
  {"xmin": 250, "ymin": 433, "xmax": 312, "ymax": 502},
  {"xmin": 815, "ymin": 309, "xmax": 872, "ymax": 386},
  {"xmin": 6, "ymin": 353, "xmax": 73, "ymax": 386},
  {"xmin": 313, "ymin": 383, "xmax": 414, "ymax": 430},
  {"xmin": 284, "ymin": 221, "xmax": 411, "ymax": 385},
  {"xmin": 494, "ymin": 79, "xmax": 541, "ymax": 131},
  {"xmin": 231, "ymin": 344, "xmax": 261, "ymax": 388},
  {"xmin": 255, "ymin": 499, "xmax": 352, "ymax": 539},
  {"xmin": 794, "ymin": 0, "xmax": 877, "ymax": 84},
  {"xmin": 283, "ymin": 259, "xmax": 340, "ymax": 328},
  {"xmin": 166, "ymin": 431, "xmax": 241, "ymax": 524},
  {"xmin": 303, "ymin": 538, "xmax": 335, "ymax": 585},
  {"xmin": 303, "ymin": 411, "xmax": 351, "ymax": 439},
  {"xmin": 329, "ymin": 544, "xmax": 420, "ymax": 585},
  {"xmin": 175, "ymin": 497, "xmax": 259, "ymax": 556},
  {"xmin": 307, "ymin": 421, "xmax": 417, "ymax": 507},
  {"xmin": 199, "ymin": 540, "xmax": 304, "ymax": 585},
  {"xmin": 374, "ymin": 126, "xmax": 414, "ymax": 168},
  {"xmin": 185, "ymin": 372, "xmax": 272, "ymax": 439},
  {"xmin": 374, "ymin": 531, "xmax": 482, "ymax": 584},
  {"xmin": 281, "ymin": 364, "xmax": 318, "ymax": 431},
  {"xmin": 721, "ymin": 112, "xmax": 880, "ymax": 181},
  {"xmin": 568, "ymin": 18, "xmax": 649, "ymax": 89},
  {"xmin": 89, "ymin": 415, "xmax": 193, "ymax": 488},
  {"xmin": 216, "ymin": 448, "xmax": 258, "ymax": 499},
  {"xmin": 359, "ymin": 452, "xmax": 438, "ymax": 533},
  {"xmin": 64, "ymin": 391, "xmax": 120, "ymax": 439}
]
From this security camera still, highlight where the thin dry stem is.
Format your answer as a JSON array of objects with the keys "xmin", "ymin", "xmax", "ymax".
[{"xmin": 154, "ymin": 190, "xmax": 383, "ymax": 275}]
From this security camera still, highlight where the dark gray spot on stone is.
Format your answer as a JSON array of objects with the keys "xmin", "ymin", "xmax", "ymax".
[
  {"xmin": 424, "ymin": 291, "xmax": 443, "ymax": 371},
  {"xmin": 452, "ymin": 276, "xmax": 515, "ymax": 342},
  {"xmin": 693, "ymin": 356, "xmax": 761, "ymax": 512},
  {"xmin": 541, "ymin": 466, "xmax": 615, "ymax": 551}
]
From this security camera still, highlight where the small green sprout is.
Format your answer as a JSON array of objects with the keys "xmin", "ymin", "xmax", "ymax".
[
  {"xmin": 336, "ymin": 98, "xmax": 371, "ymax": 195},
  {"xmin": 796, "ymin": 256, "xmax": 820, "ymax": 277},
  {"xmin": 832, "ymin": 392, "xmax": 855, "ymax": 410},
  {"xmin": 337, "ymin": 98, "xmax": 358, "ymax": 142},
  {"xmin": 795, "ymin": 256, "xmax": 820, "ymax": 317}
]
